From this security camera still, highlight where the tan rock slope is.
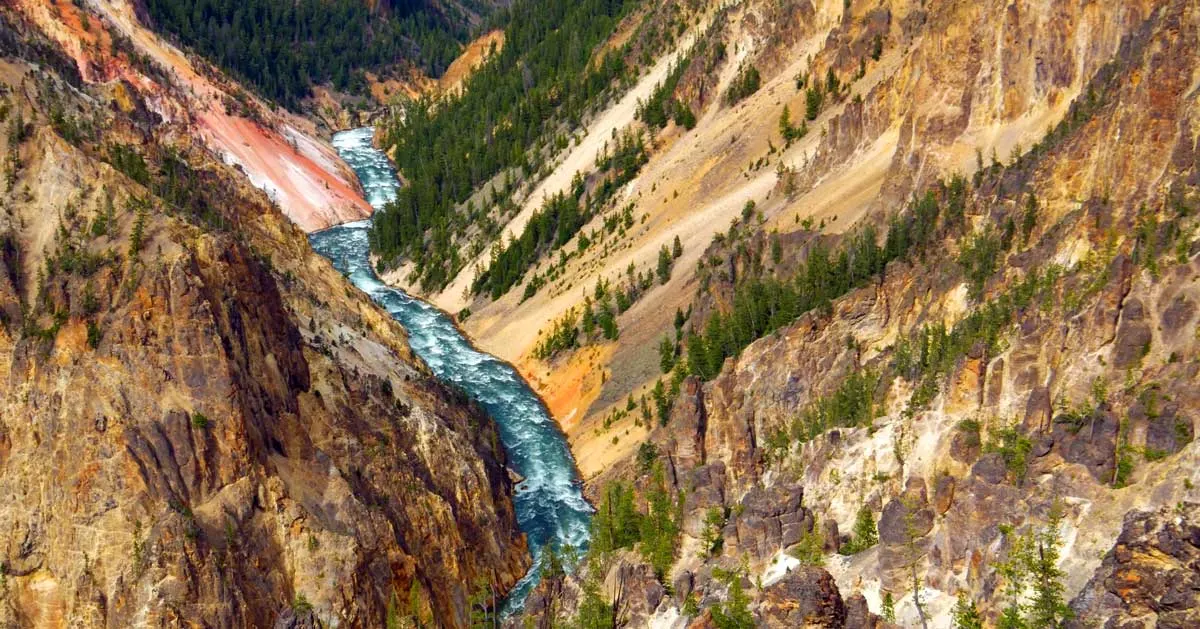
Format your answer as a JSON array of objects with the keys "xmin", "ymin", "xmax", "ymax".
[
  {"xmin": 435, "ymin": 0, "xmax": 1173, "ymax": 481},
  {"xmin": 380, "ymin": 0, "xmax": 1200, "ymax": 626},
  {"xmin": 0, "ymin": 8, "xmax": 525, "ymax": 627}
]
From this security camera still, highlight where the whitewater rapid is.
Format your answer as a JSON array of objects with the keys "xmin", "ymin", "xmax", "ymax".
[{"xmin": 310, "ymin": 128, "xmax": 592, "ymax": 613}]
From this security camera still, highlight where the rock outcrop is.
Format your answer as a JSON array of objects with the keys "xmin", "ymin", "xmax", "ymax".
[
  {"xmin": 1068, "ymin": 502, "xmax": 1200, "ymax": 628},
  {"xmin": 0, "ymin": 10, "xmax": 527, "ymax": 626}
]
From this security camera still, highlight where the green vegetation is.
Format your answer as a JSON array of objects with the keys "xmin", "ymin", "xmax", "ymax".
[
  {"xmin": 588, "ymin": 465, "xmax": 682, "ymax": 580},
  {"xmin": 1114, "ymin": 419, "xmax": 1135, "ymax": 488},
  {"xmin": 881, "ymin": 591, "xmax": 896, "ymax": 622},
  {"xmin": 805, "ymin": 84, "xmax": 824, "ymax": 120},
  {"xmin": 467, "ymin": 578, "xmax": 500, "ymax": 628},
  {"xmin": 710, "ymin": 569, "xmax": 755, "ymax": 629},
  {"xmin": 994, "ymin": 505, "xmax": 1073, "ymax": 628},
  {"xmin": 86, "ymin": 320, "xmax": 102, "ymax": 349},
  {"xmin": 699, "ymin": 506, "xmax": 726, "ymax": 557},
  {"xmin": 789, "ymin": 370, "xmax": 878, "ymax": 442},
  {"xmin": 291, "ymin": 592, "xmax": 314, "ymax": 615},
  {"xmin": 372, "ymin": 0, "xmax": 640, "ymax": 291},
  {"xmin": 191, "ymin": 412, "xmax": 210, "ymax": 429},
  {"xmin": 952, "ymin": 592, "xmax": 984, "ymax": 629},
  {"xmin": 778, "ymin": 104, "xmax": 807, "ymax": 145},
  {"xmin": 894, "ymin": 265, "xmax": 1060, "ymax": 417},
  {"xmin": 958, "ymin": 226, "xmax": 1003, "ymax": 298},
  {"xmin": 656, "ymin": 237, "xmax": 682, "ymax": 284},
  {"xmin": 143, "ymin": 0, "xmax": 472, "ymax": 107},
  {"xmin": 573, "ymin": 568, "xmax": 615, "ymax": 628},
  {"xmin": 640, "ymin": 51, "xmax": 696, "ymax": 130},
  {"xmin": 684, "ymin": 186, "xmax": 951, "ymax": 383},
  {"xmin": 985, "ymin": 424, "xmax": 1034, "ymax": 485},
  {"xmin": 532, "ymin": 308, "xmax": 580, "ymax": 360},
  {"xmin": 635, "ymin": 441, "xmax": 659, "ymax": 474},
  {"xmin": 788, "ymin": 519, "xmax": 826, "ymax": 565},
  {"xmin": 839, "ymin": 504, "xmax": 878, "ymax": 555},
  {"xmin": 128, "ymin": 205, "xmax": 147, "ymax": 259},
  {"xmin": 472, "ymin": 130, "xmax": 649, "ymax": 300},
  {"xmin": 723, "ymin": 64, "xmax": 761, "ymax": 106}
]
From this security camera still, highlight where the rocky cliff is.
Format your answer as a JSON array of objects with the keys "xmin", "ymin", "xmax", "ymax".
[
  {"xmin": 0, "ymin": 8, "xmax": 526, "ymax": 627},
  {"xmin": 506, "ymin": 0, "xmax": 1200, "ymax": 626}
]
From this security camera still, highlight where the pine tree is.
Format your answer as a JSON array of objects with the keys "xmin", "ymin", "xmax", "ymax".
[
  {"xmin": 711, "ymin": 572, "xmax": 755, "ymax": 629},
  {"xmin": 128, "ymin": 205, "xmax": 147, "ymax": 260},
  {"xmin": 657, "ymin": 244, "xmax": 673, "ymax": 284},
  {"xmin": 1021, "ymin": 193, "xmax": 1038, "ymax": 243},
  {"xmin": 841, "ymin": 503, "xmax": 878, "ymax": 554},
  {"xmin": 951, "ymin": 592, "xmax": 984, "ymax": 629},
  {"xmin": 1028, "ymin": 506, "xmax": 1072, "ymax": 627},
  {"xmin": 658, "ymin": 336, "xmax": 675, "ymax": 373},
  {"xmin": 574, "ymin": 566, "xmax": 614, "ymax": 629},
  {"xmin": 805, "ymin": 86, "xmax": 823, "ymax": 120},
  {"xmin": 779, "ymin": 104, "xmax": 794, "ymax": 141}
]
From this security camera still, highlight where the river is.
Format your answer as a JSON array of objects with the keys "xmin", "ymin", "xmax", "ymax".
[{"xmin": 309, "ymin": 128, "xmax": 592, "ymax": 614}]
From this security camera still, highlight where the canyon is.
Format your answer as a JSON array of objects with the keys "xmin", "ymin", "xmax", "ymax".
[{"xmin": 4, "ymin": 0, "xmax": 1200, "ymax": 627}]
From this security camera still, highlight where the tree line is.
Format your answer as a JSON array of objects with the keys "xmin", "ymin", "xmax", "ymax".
[
  {"xmin": 144, "ymin": 0, "xmax": 470, "ymax": 107},
  {"xmin": 370, "ymin": 0, "xmax": 640, "ymax": 291}
]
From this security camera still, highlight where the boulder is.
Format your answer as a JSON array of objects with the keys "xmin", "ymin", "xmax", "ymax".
[
  {"xmin": 757, "ymin": 567, "xmax": 846, "ymax": 627},
  {"xmin": 1068, "ymin": 502, "xmax": 1200, "ymax": 628}
]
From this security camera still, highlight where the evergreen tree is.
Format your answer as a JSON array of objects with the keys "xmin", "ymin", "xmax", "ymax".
[
  {"xmin": 1028, "ymin": 506, "xmax": 1071, "ymax": 628},
  {"xmin": 951, "ymin": 592, "xmax": 984, "ymax": 629},
  {"xmin": 710, "ymin": 572, "xmax": 755, "ymax": 629},
  {"xmin": 881, "ymin": 591, "xmax": 896, "ymax": 623},
  {"xmin": 841, "ymin": 504, "xmax": 878, "ymax": 554},
  {"xmin": 657, "ymin": 244, "xmax": 673, "ymax": 284},
  {"xmin": 574, "ymin": 568, "xmax": 614, "ymax": 629},
  {"xmin": 805, "ymin": 86, "xmax": 824, "ymax": 120},
  {"xmin": 128, "ymin": 205, "xmax": 147, "ymax": 260},
  {"xmin": 1022, "ymin": 193, "xmax": 1039, "ymax": 243},
  {"xmin": 658, "ymin": 335, "xmax": 675, "ymax": 373}
]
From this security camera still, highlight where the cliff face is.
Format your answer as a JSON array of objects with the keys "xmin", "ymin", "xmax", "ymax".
[
  {"xmin": 8, "ymin": 0, "xmax": 373, "ymax": 232},
  {"xmin": 0, "ymin": 9, "xmax": 526, "ymax": 627},
  {"xmin": 432, "ymin": 0, "xmax": 1179, "ymax": 488},
  {"xmin": 518, "ymin": 0, "xmax": 1200, "ymax": 626}
]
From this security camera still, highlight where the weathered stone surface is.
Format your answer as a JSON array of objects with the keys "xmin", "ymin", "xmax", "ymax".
[
  {"xmin": 1043, "ymin": 406, "xmax": 1120, "ymax": 483},
  {"xmin": 879, "ymin": 479, "xmax": 934, "ymax": 546},
  {"xmin": 843, "ymin": 592, "xmax": 879, "ymax": 629},
  {"xmin": 757, "ymin": 567, "xmax": 846, "ymax": 627},
  {"xmin": 725, "ymin": 483, "xmax": 809, "ymax": 561},
  {"xmin": 273, "ymin": 607, "xmax": 322, "ymax": 629},
  {"xmin": 1112, "ymin": 297, "xmax": 1153, "ymax": 369},
  {"xmin": 933, "ymin": 473, "xmax": 956, "ymax": 515},
  {"xmin": 821, "ymin": 517, "xmax": 841, "ymax": 553},
  {"xmin": 667, "ymin": 376, "xmax": 708, "ymax": 470},
  {"xmin": 1068, "ymin": 502, "xmax": 1200, "ymax": 628},
  {"xmin": 971, "ymin": 453, "xmax": 1008, "ymax": 485},
  {"xmin": 0, "ymin": 48, "xmax": 528, "ymax": 627},
  {"xmin": 681, "ymin": 462, "xmax": 728, "ymax": 537},
  {"xmin": 606, "ymin": 554, "xmax": 666, "ymax": 623}
]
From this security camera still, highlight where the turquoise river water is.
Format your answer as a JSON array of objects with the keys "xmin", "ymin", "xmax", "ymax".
[{"xmin": 309, "ymin": 128, "xmax": 591, "ymax": 613}]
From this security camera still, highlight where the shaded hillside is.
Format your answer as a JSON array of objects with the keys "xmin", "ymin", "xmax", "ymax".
[
  {"xmin": 141, "ymin": 0, "xmax": 489, "ymax": 107},
  {"xmin": 0, "ymin": 8, "xmax": 526, "ymax": 626}
]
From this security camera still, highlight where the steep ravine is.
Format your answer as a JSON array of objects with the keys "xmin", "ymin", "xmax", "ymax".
[{"xmin": 312, "ymin": 128, "xmax": 593, "ymax": 612}]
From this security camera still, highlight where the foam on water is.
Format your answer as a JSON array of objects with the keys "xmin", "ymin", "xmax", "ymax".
[{"xmin": 311, "ymin": 129, "xmax": 592, "ymax": 614}]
